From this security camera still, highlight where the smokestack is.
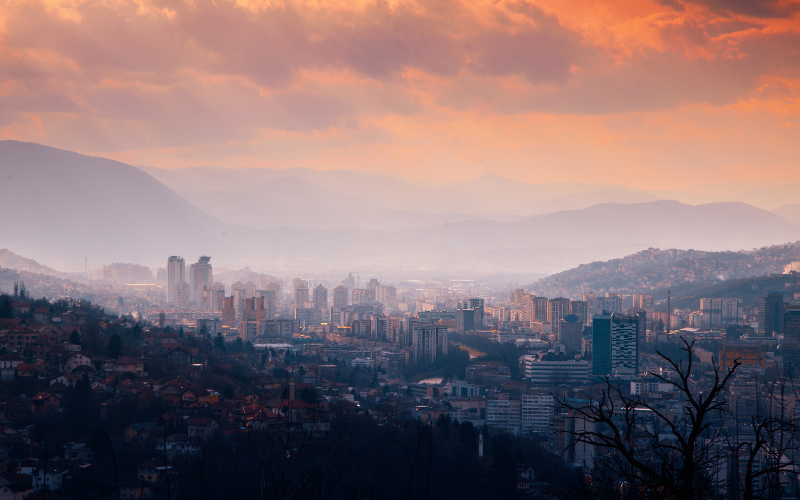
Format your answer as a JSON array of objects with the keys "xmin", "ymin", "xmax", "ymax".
[{"xmin": 667, "ymin": 291, "xmax": 671, "ymax": 333}]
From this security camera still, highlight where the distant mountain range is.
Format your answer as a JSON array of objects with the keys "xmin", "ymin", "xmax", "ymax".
[
  {"xmin": 140, "ymin": 165, "xmax": 664, "ymax": 226},
  {"xmin": 3, "ymin": 140, "xmax": 800, "ymax": 275},
  {"xmin": 775, "ymin": 204, "xmax": 800, "ymax": 225}
]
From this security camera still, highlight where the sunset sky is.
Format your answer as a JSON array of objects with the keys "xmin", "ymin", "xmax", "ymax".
[{"xmin": 1, "ymin": 0, "xmax": 798, "ymax": 190}]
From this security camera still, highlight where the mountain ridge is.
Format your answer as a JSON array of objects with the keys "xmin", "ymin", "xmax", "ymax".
[{"xmin": 3, "ymin": 141, "xmax": 799, "ymax": 274}]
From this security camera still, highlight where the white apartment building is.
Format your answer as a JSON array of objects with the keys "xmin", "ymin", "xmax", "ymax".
[{"xmin": 521, "ymin": 393, "xmax": 554, "ymax": 435}]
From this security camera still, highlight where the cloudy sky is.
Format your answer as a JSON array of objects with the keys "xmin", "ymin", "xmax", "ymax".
[{"xmin": 1, "ymin": 0, "xmax": 798, "ymax": 190}]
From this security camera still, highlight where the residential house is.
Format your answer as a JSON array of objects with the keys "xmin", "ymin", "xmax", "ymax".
[
  {"xmin": 119, "ymin": 484, "xmax": 152, "ymax": 500},
  {"xmin": 32, "ymin": 308, "xmax": 50, "ymax": 325},
  {"xmin": 10, "ymin": 303, "xmax": 30, "ymax": 315},
  {"xmin": 50, "ymin": 375, "xmax": 78, "ymax": 388},
  {"xmin": 155, "ymin": 434, "xmax": 188, "ymax": 459},
  {"xmin": 137, "ymin": 459, "xmax": 172, "ymax": 484},
  {"xmin": 63, "ymin": 442, "xmax": 94, "ymax": 464},
  {"xmin": 0, "ymin": 354, "xmax": 22, "ymax": 382},
  {"xmin": 0, "ymin": 475, "xmax": 33, "ymax": 500},
  {"xmin": 106, "ymin": 357, "xmax": 144, "ymax": 376},
  {"xmin": 166, "ymin": 347, "xmax": 192, "ymax": 367},
  {"xmin": 64, "ymin": 352, "xmax": 92, "ymax": 373},
  {"xmin": 180, "ymin": 387, "xmax": 211, "ymax": 407},
  {"xmin": 30, "ymin": 393, "xmax": 60, "ymax": 414},
  {"xmin": 32, "ymin": 467, "xmax": 63, "ymax": 492},
  {"xmin": 15, "ymin": 364, "xmax": 35, "ymax": 378},
  {"xmin": 187, "ymin": 418, "xmax": 219, "ymax": 439}
]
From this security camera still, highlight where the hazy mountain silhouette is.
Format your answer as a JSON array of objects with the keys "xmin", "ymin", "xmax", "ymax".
[
  {"xmin": 3, "ymin": 141, "xmax": 799, "ymax": 274},
  {"xmin": 0, "ymin": 140, "xmax": 229, "ymax": 267},
  {"xmin": 0, "ymin": 249, "xmax": 85, "ymax": 282},
  {"xmin": 774, "ymin": 204, "xmax": 800, "ymax": 225},
  {"xmin": 400, "ymin": 201, "xmax": 799, "ymax": 251},
  {"xmin": 143, "ymin": 166, "xmax": 665, "ymax": 227}
]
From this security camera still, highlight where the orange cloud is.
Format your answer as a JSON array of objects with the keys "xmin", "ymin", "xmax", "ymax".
[{"xmin": 0, "ymin": 0, "xmax": 797, "ymax": 188}]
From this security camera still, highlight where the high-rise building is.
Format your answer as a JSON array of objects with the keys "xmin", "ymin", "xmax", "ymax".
[
  {"xmin": 721, "ymin": 298, "xmax": 743, "ymax": 326},
  {"xmin": 221, "ymin": 297, "xmax": 236, "ymax": 327},
  {"xmin": 258, "ymin": 289, "xmax": 277, "ymax": 319},
  {"xmin": 292, "ymin": 278, "xmax": 309, "ymax": 305},
  {"xmin": 582, "ymin": 292, "xmax": 598, "ymax": 320},
  {"xmin": 531, "ymin": 296, "xmax": 549, "ymax": 323},
  {"xmin": 333, "ymin": 285, "xmax": 349, "ymax": 308},
  {"xmin": 460, "ymin": 298, "xmax": 485, "ymax": 325},
  {"xmin": 513, "ymin": 289, "xmax": 525, "ymax": 306},
  {"xmin": 591, "ymin": 312, "xmax": 639, "ymax": 376},
  {"xmin": 176, "ymin": 282, "xmax": 190, "ymax": 308},
  {"xmin": 601, "ymin": 293, "xmax": 623, "ymax": 314},
  {"xmin": 520, "ymin": 393, "xmax": 554, "ymax": 435},
  {"xmin": 189, "ymin": 256, "xmax": 213, "ymax": 306},
  {"xmin": 559, "ymin": 315, "xmax": 584, "ymax": 354},
  {"xmin": 242, "ymin": 297, "xmax": 267, "ymax": 322},
  {"xmin": 570, "ymin": 301, "xmax": 588, "ymax": 326},
  {"xmin": 241, "ymin": 297, "xmax": 267, "ymax": 342},
  {"xmin": 202, "ymin": 282, "xmax": 225, "ymax": 312},
  {"xmin": 611, "ymin": 314, "xmax": 639, "ymax": 375},
  {"xmin": 699, "ymin": 298, "xmax": 721, "ymax": 328},
  {"xmin": 456, "ymin": 307, "xmax": 475, "ymax": 332},
  {"xmin": 352, "ymin": 288, "xmax": 376, "ymax": 304},
  {"xmin": 376, "ymin": 285, "xmax": 397, "ymax": 305},
  {"xmin": 411, "ymin": 323, "xmax": 448, "ymax": 364},
  {"xmin": 313, "ymin": 284, "xmax": 328, "ymax": 311},
  {"xmin": 627, "ymin": 309, "xmax": 646, "ymax": 350},
  {"xmin": 341, "ymin": 273, "xmax": 355, "ymax": 289},
  {"xmin": 371, "ymin": 316, "xmax": 389, "ymax": 341},
  {"xmin": 403, "ymin": 318, "xmax": 426, "ymax": 347},
  {"xmin": 266, "ymin": 280, "xmax": 282, "ymax": 302},
  {"xmin": 367, "ymin": 278, "xmax": 380, "ymax": 290},
  {"xmin": 548, "ymin": 298, "xmax": 571, "ymax": 338},
  {"xmin": 93, "ymin": 263, "xmax": 153, "ymax": 284},
  {"xmin": 294, "ymin": 284, "xmax": 310, "ymax": 306},
  {"xmin": 758, "ymin": 292, "xmax": 785, "ymax": 336},
  {"xmin": 591, "ymin": 312, "xmax": 612, "ymax": 376},
  {"xmin": 631, "ymin": 294, "xmax": 654, "ymax": 326},
  {"xmin": 783, "ymin": 306, "xmax": 800, "ymax": 374},
  {"xmin": 166, "ymin": 256, "xmax": 185, "ymax": 305},
  {"xmin": 231, "ymin": 282, "xmax": 247, "ymax": 318}
]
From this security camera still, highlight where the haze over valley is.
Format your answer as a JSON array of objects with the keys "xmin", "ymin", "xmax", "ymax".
[{"xmin": 3, "ymin": 140, "xmax": 799, "ymax": 277}]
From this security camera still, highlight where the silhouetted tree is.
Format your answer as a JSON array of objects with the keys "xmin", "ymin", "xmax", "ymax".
[
  {"xmin": 0, "ymin": 299, "xmax": 11, "ymax": 319},
  {"xmin": 557, "ymin": 338, "xmax": 800, "ymax": 500},
  {"xmin": 214, "ymin": 333, "xmax": 226, "ymax": 352},
  {"xmin": 106, "ymin": 333, "xmax": 123, "ymax": 358}
]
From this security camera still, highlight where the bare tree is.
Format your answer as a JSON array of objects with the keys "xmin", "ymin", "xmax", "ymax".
[{"xmin": 555, "ymin": 338, "xmax": 800, "ymax": 500}]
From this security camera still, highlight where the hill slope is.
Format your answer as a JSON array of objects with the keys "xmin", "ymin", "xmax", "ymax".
[{"xmin": 0, "ymin": 141, "xmax": 228, "ymax": 267}]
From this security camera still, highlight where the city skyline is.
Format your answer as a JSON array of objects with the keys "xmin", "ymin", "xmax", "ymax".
[{"xmin": 2, "ymin": 1, "xmax": 800, "ymax": 497}]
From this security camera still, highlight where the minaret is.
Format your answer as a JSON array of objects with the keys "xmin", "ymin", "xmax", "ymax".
[{"xmin": 478, "ymin": 433, "xmax": 484, "ymax": 458}]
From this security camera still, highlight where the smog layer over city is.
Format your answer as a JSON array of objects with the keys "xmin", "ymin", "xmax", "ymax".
[{"xmin": 1, "ymin": 0, "xmax": 800, "ymax": 499}]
